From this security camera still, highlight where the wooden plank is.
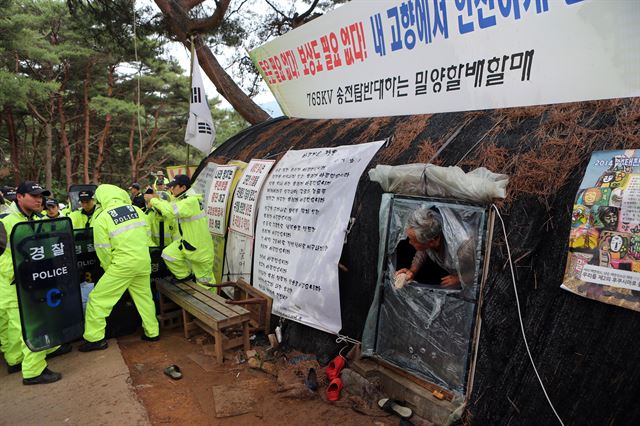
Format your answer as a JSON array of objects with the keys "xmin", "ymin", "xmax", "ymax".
[
  {"xmin": 158, "ymin": 283, "xmax": 226, "ymax": 330},
  {"xmin": 175, "ymin": 284, "xmax": 250, "ymax": 326},
  {"xmin": 182, "ymin": 282, "xmax": 250, "ymax": 316},
  {"xmin": 238, "ymin": 279, "xmax": 272, "ymax": 332},
  {"xmin": 242, "ymin": 321, "xmax": 250, "ymax": 351},
  {"xmin": 222, "ymin": 336, "xmax": 245, "ymax": 351},
  {"xmin": 177, "ymin": 283, "xmax": 243, "ymax": 318},
  {"xmin": 375, "ymin": 358, "xmax": 454, "ymax": 402}
]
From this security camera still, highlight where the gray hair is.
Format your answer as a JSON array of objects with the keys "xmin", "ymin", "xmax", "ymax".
[{"xmin": 407, "ymin": 208, "xmax": 442, "ymax": 243}]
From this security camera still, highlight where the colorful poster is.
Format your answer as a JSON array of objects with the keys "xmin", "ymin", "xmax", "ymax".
[
  {"xmin": 166, "ymin": 165, "xmax": 198, "ymax": 180},
  {"xmin": 229, "ymin": 159, "xmax": 276, "ymax": 237},
  {"xmin": 206, "ymin": 165, "xmax": 238, "ymax": 236},
  {"xmin": 253, "ymin": 141, "xmax": 384, "ymax": 334},
  {"xmin": 562, "ymin": 149, "xmax": 640, "ymax": 312},
  {"xmin": 250, "ymin": 0, "xmax": 639, "ymax": 119}
]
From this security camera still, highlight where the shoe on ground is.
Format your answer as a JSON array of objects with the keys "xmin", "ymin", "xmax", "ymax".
[
  {"xmin": 78, "ymin": 339, "xmax": 108, "ymax": 352},
  {"xmin": 7, "ymin": 363, "xmax": 21, "ymax": 374},
  {"xmin": 23, "ymin": 367, "xmax": 62, "ymax": 385},
  {"xmin": 305, "ymin": 367, "xmax": 318, "ymax": 391},
  {"xmin": 141, "ymin": 334, "xmax": 160, "ymax": 342},
  {"xmin": 164, "ymin": 364, "xmax": 182, "ymax": 380},
  {"xmin": 47, "ymin": 343, "xmax": 72, "ymax": 359}
]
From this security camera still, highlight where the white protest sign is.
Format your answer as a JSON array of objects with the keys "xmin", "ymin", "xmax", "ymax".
[
  {"xmin": 229, "ymin": 159, "xmax": 276, "ymax": 237},
  {"xmin": 253, "ymin": 141, "xmax": 384, "ymax": 334},
  {"xmin": 189, "ymin": 162, "xmax": 218, "ymax": 208},
  {"xmin": 222, "ymin": 230, "xmax": 254, "ymax": 283},
  {"xmin": 206, "ymin": 165, "xmax": 237, "ymax": 236},
  {"xmin": 250, "ymin": 0, "xmax": 640, "ymax": 119}
]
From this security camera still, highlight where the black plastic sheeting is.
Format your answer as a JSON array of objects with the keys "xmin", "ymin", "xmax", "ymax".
[{"xmin": 199, "ymin": 104, "xmax": 640, "ymax": 425}]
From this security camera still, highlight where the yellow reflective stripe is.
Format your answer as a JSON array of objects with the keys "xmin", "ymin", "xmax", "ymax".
[
  {"xmin": 109, "ymin": 221, "xmax": 146, "ymax": 238},
  {"xmin": 94, "ymin": 243, "xmax": 111, "ymax": 249},
  {"xmin": 180, "ymin": 212, "xmax": 206, "ymax": 224},
  {"xmin": 161, "ymin": 253, "xmax": 177, "ymax": 262},
  {"xmin": 171, "ymin": 203, "xmax": 179, "ymax": 216}
]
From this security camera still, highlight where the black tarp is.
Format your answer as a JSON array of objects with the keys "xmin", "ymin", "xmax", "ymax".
[{"xmin": 197, "ymin": 99, "xmax": 640, "ymax": 424}]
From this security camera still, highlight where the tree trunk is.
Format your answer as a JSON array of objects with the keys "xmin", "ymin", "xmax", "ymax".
[
  {"xmin": 71, "ymin": 121, "xmax": 81, "ymax": 184},
  {"xmin": 128, "ymin": 115, "xmax": 137, "ymax": 182},
  {"xmin": 153, "ymin": 0, "xmax": 270, "ymax": 125},
  {"xmin": 58, "ymin": 65, "xmax": 73, "ymax": 191},
  {"xmin": 92, "ymin": 65, "xmax": 115, "ymax": 184},
  {"xmin": 44, "ymin": 96, "xmax": 56, "ymax": 190},
  {"xmin": 83, "ymin": 60, "xmax": 94, "ymax": 183},
  {"xmin": 3, "ymin": 106, "xmax": 20, "ymax": 185}
]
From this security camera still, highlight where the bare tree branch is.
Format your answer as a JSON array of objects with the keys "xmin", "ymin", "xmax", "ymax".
[
  {"xmin": 178, "ymin": 0, "xmax": 205, "ymax": 11},
  {"xmin": 188, "ymin": 0, "xmax": 231, "ymax": 33}
]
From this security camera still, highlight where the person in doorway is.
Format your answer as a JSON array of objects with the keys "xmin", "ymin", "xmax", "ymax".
[
  {"xmin": 396, "ymin": 208, "xmax": 475, "ymax": 289},
  {"xmin": 79, "ymin": 184, "xmax": 159, "ymax": 352},
  {"xmin": 69, "ymin": 190, "xmax": 100, "ymax": 229},
  {"xmin": 0, "ymin": 181, "xmax": 71, "ymax": 385},
  {"xmin": 145, "ymin": 174, "xmax": 214, "ymax": 286}
]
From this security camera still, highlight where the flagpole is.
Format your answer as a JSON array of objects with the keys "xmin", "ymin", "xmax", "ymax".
[{"xmin": 187, "ymin": 36, "xmax": 195, "ymax": 178}]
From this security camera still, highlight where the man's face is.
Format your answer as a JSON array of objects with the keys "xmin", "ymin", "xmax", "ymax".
[
  {"xmin": 157, "ymin": 183, "xmax": 165, "ymax": 191},
  {"xmin": 407, "ymin": 228, "xmax": 442, "ymax": 252},
  {"xmin": 169, "ymin": 185, "xmax": 186, "ymax": 197},
  {"xmin": 80, "ymin": 198, "xmax": 95, "ymax": 212},
  {"xmin": 46, "ymin": 204, "xmax": 59, "ymax": 217},
  {"xmin": 17, "ymin": 193, "xmax": 43, "ymax": 215},
  {"xmin": 131, "ymin": 187, "xmax": 140, "ymax": 196}
]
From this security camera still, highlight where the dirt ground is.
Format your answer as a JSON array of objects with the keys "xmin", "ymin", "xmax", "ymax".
[{"xmin": 118, "ymin": 328, "xmax": 400, "ymax": 426}]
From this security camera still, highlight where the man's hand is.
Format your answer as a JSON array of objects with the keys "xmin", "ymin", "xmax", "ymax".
[
  {"xmin": 441, "ymin": 274, "xmax": 461, "ymax": 288},
  {"xmin": 396, "ymin": 268, "xmax": 414, "ymax": 281},
  {"xmin": 144, "ymin": 194, "xmax": 158, "ymax": 202}
]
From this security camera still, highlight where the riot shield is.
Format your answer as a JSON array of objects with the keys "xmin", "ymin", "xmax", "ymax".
[
  {"xmin": 150, "ymin": 246, "xmax": 169, "ymax": 278},
  {"xmin": 10, "ymin": 218, "xmax": 83, "ymax": 351},
  {"xmin": 73, "ymin": 228, "xmax": 103, "ymax": 285},
  {"xmin": 68, "ymin": 184, "xmax": 97, "ymax": 212},
  {"xmin": 0, "ymin": 221, "xmax": 6, "ymax": 257}
]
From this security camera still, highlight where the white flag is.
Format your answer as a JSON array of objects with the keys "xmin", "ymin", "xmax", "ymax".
[{"xmin": 185, "ymin": 53, "xmax": 215, "ymax": 154}]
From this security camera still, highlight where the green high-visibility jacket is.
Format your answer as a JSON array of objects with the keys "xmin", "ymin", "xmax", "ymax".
[
  {"xmin": 69, "ymin": 205, "xmax": 102, "ymax": 229},
  {"xmin": 149, "ymin": 192, "xmax": 213, "ymax": 264},
  {"xmin": 93, "ymin": 185, "xmax": 151, "ymax": 275},
  {"xmin": 0, "ymin": 203, "xmax": 40, "ymax": 304}
]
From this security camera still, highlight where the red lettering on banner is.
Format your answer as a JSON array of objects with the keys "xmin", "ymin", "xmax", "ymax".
[{"xmin": 256, "ymin": 20, "xmax": 369, "ymax": 85}]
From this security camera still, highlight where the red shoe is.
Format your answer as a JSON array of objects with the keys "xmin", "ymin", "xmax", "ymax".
[
  {"xmin": 325, "ymin": 354, "xmax": 346, "ymax": 380},
  {"xmin": 326, "ymin": 377, "xmax": 343, "ymax": 401}
]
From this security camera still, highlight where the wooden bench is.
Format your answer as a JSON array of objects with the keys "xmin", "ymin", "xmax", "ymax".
[
  {"xmin": 209, "ymin": 278, "xmax": 273, "ymax": 334},
  {"xmin": 156, "ymin": 279, "xmax": 251, "ymax": 364}
]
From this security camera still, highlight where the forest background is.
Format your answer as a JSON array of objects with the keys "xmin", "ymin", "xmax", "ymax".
[{"xmin": 0, "ymin": 0, "xmax": 338, "ymax": 198}]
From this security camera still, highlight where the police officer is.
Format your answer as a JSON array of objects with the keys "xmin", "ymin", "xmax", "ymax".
[
  {"xmin": 145, "ymin": 189, "xmax": 178, "ymax": 248},
  {"xmin": 44, "ymin": 198, "xmax": 65, "ymax": 219},
  {"xmin": 69, "ymin": 190, "xmax": 100, "ymax": 229},
  {"xmin": 79, "ymin": 184, "xmax": 159, "ymax": 352},
  {"xmin": 153, "ymin": 171, "xmax": 169, "ymax": 192},
  {"xmin": 129, "ymin": 183, "xmax": 146, "ymax": 210},
  {"xmin": 0, "ymin": 181, "xmax": 71, "ymax": 384},
  {"xmin": 145, "ymin": 174, "xmax": 214, "ymax": 286}
]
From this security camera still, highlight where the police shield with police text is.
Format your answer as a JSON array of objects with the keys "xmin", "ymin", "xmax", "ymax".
[{"xmin": 0, "ymin": 181, "xmax": 72, "ymax": 385}]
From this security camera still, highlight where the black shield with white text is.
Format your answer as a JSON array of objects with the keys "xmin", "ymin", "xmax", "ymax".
[{"xmin": 11, "ymin": 218, "xmax": 83, "ymax": 351}]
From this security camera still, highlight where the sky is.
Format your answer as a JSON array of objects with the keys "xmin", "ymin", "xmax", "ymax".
[{"xmin": 139, "ymin": 0, "xmax": 300, "ymax": 117}]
